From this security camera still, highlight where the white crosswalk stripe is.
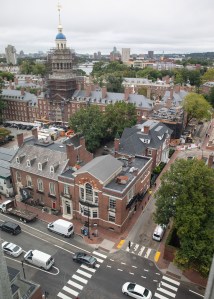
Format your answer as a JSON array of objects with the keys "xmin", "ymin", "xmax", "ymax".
[
  {"xmin": 154, "ymin": 275, "xmax": 180, "ymax": 299},
  {"xmin": 124, "ymin": 242, "xmax": 156, "ymax": 260},
  {"xmin": 57, "ymin": 251, "xmax": 107, "ymax": 298}
]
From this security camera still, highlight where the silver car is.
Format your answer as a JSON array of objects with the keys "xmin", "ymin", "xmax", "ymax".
[
  {"xmin": 122, "ymin": 282, "xmax": 152, "ymax": 299},
  {"xmin": 2, "ymin": 241, "xmax": 23, "ymax": 257}
]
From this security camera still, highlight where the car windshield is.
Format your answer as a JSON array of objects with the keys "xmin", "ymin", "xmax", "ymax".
[
  {"xmin": 144, "ymin": 289, "xmax": 149, "ymax": 296},
  {"xmin": 127, "ymin": 283, "xmax": 136, "ymax": 291},
  {"xmin": 88, "ymin": 256, "xmax": 96, "ymax": 263},
  {"xmin": 11, "ymin": 245, "xmax": 20, "ymax": 252}
]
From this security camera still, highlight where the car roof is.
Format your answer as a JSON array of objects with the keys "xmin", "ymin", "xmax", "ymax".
[
  {"xmin": 4, "ymin": 242, "xmax": 18, "ymax": 250},
  {"xmin": 134, "ymin": 284, "xmax": 146, "ymax": 294}
]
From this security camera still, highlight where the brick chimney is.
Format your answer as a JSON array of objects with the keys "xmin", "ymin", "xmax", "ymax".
[
  {"xmin": 17, "ymin": 133, "xmax": 24, "ymax": 147},
  {"xmin": 124, "ymin": 87, "xmax": 130, "ymax": 101},
  {"xmin": 85, "ymin": 85, "xmax": 91, "ymax": 97},
  {"xmin": 21, "ymin": 87, "xmax": 25, "ymax": 96},
  {"xmin": 207, "ymin": 153, "xmax": 214, "ymax": 168},
  {"xmin": 66, "ymin": 144, "xmax": 76, "ymax": 166},
  {"xmin": 102, "ymin": 86, "xmax": 107, "ymax": 99},
  {"xmin": 114, "ymin": 137, "xmax": 120, "ymax": 152},
  {"xmin": 32, "ymin": 128, "xmax": 38, "ymax": 141},
  {"xmin": 143, "ymin": 125, "xmax": 150, "ymax": 134},
  {"xmin": 174, "ymin": 84, "xmax": 181, "ymax": 93}
]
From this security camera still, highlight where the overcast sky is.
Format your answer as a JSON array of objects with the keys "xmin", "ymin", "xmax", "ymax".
[{"xmin": 1, "ymin": 0, "xmax": 214, "ymax": 55}]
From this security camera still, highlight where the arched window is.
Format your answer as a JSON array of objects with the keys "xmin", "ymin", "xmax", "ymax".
[
  {"xmin": 26, "ymin": 175, "xmax": 32, "ymax": 188},
  {"xmin": 49, "ymin": 182, "xmax": 56, "ymax": 196},
  {"xmin": 85, "ymin": 183, "xmax": 93, "ymax": 202},
  {"xmin": 79, "ymin": 183, "xmax": 98, "ymax": 205},
  {"xmin": 16, "ymin": 171, "xmax": 21, "ymax": 182},
  {"xmin": 37, "ymin": 179, "xmax": 44, "ymax": 192}
]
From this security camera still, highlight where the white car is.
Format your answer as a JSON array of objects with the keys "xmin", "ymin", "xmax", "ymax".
[
  {"xmin": 122, "ymin": 282, "xmax": 152, "ymax": 299},
  {"xmin": 2, "ymin": 241, "xmax": 23, "ymax": 257}
]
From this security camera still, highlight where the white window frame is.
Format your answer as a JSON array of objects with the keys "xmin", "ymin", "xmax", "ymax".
[
  {"xmin": 79, "ymin": 204, "xmax": 99, "ymax": 219},
  {"xmin": 49, "ymin": 182, "xmax": 56, "ymax": 196},
  {"xmin": 79, "ymin": 183, "xmax": 98, "ymax": 205},
  {"xmin": 26, "ymin": 160, "xmax": 31, "ymax": 167},
  {"xmin": 16, "ymin": 171, "xmax": 21, "ymax": 182},
  {"xmin": 64, "ymin": 184, "xmax": 69, "ymax": 195},
  {"xmin": 26, "ymin": 175, "xmax": 32, "ymax": 187},
  {"xmin": 109, "ymin": 197, "xmax": 116, "ymax": 210},
  {"xmin": 16, "ymin": 157, "xmax": 20, "ymax": 164},
  {"xmin": 37, "ymin": 178, "xmax": 44, "ymax": 192},
  {"xmin": 38, "ymin": 162, "xmax": 42, "ymax": 171},
  {"xmin": 108, "ymin": 211, "xmax": 116, "ymax": 223},
  {"xmin": 50, "ymin": 166, "xmax": 54, "ymax": 173}
]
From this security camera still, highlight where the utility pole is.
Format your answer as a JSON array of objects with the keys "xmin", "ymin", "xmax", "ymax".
[{"xmin": 0, "ymin": 240, "xmax": 13, "ymax": 299}]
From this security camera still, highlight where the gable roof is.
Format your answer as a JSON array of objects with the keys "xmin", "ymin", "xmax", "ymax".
[
  {"xmin": 74, "ymin": 155, "xmax": 122, "ymax": 184},
  {"xmin": 118, "ymin": 120, "xmax": 172, "ymax": 155}
]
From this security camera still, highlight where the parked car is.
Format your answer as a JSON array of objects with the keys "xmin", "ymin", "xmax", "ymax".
[
  {"xmin": 2, "ymin": 241, "xmax": 23, "ymax": 257},
  {"xmin": 122, "ymin": 282, "xmax": 152, "ymax": 299},
  {"xmin": 0, "ymin": 221, "xmax": 21, "ymax": 235},
  {"xmin": 20, "ymin": 125, "xmax": 27, "ymax": 130},
  {"xmin": 72, "ymin": 252, "xmax": 97, "ymax": 268},
  {"xmin": 26, "ymin": 125, "xmax": 34, "ymax": 130},
  {"xmin": 3, "ymin": 122, "xmax": 11, "ymax": 127}
]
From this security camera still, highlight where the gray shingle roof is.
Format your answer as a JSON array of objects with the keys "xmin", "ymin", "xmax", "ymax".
[
  {"xmin": 119, "ymin": 120, "xmax": 172, "ymax": 155},
  {"xmin": 74, "ymin": 155, "xmax": 122, "ymax": 184},
  {"xmin": 0, "ymin": 148, "xmax": 17, "ymax": 178},
  {"xmin": 2, "ymin": 89, "xmax": 38, "ymax": 105},
  {"xmin": 11, "ymin": 144, "xmax": 68, "ymax": 180},
  {"xmin": 161, "ymin": 90, "xmax": 188, "ymax": 106}
]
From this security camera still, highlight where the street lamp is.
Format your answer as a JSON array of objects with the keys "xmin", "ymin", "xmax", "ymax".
[
  {"xmin": 21, "ymin": 260, "xmax": 26, "ymax": 279},
  {"xmin": 87, "ymin": 201, "xmax": 90, "ymax": 239}
]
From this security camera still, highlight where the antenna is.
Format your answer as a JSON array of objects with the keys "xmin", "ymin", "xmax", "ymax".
[{"xmin": 57, "ymin": 1, "xmax": 62, "ymax": 26}]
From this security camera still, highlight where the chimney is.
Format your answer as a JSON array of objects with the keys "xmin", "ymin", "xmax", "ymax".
[
  {"xmin": 143, "ymin": 125, "xmax": 150, "ymax": 134},
  {"xmin": 85, "ymin": 85, "xmax": 91, "ymax": 97},
  {"xmin": 17, "ymin": 133, "xmax": 24, "ymax": 147},
  {"xmin": 124, "ymin": 87, "xmax": 130, "ymax": 101},
  {"xmin": 174, "ymin": 84, "xmax": 181, "ymax": 93},
  {"xmin": 114, "ymin": 137, "xmax": 120, "ymax": 151},
  {"xmin": 208, "ymin": 153, "xmax": 214, "ymax": 168},
  {"xmin": 21, "ymin": 87, "xmax": 25, "ymax": 96},
  {"xmin": 147, "ymin": 87, "xmax": 151, "ymax": 99},
  {"xmin": 32, "ymin": 128, "xmax": 38, "ymax": 140},
  {"xmin": 170, "ymin": 87, "xmax": 173, "ymax": 100},
  {"xmin": 66, "ymin": 144, "xmax": 76, "ymax": 166},
  {"xmin": 102, "ymin": 86, "xmax": 107, "ymax": 99}
]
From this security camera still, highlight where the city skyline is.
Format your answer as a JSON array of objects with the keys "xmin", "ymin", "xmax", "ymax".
[{"xmin": 1, "ymin": 0, "xmax": 214, "ymax": 55}]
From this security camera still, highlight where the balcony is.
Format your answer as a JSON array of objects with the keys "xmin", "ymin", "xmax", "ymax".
[{"xmin": 79, "ymin": 199, "xmax": 98, "ymax": 208}]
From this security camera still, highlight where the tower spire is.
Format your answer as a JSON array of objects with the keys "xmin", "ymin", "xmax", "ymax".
[{"xmin": 57, "ymin": 1, "xmax": 62, "ymax": 33}]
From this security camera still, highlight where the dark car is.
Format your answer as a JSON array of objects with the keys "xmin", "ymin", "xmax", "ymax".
[
  {"xmin": 73, "ymin": 252, "xmax": 97, "ymax": 268},
  {"xmin": 0, "ymin": 221, "xmax": 21, "ymax": 235},
  {"xmin": 26, "ymin": 125, "xmax": 34, "ymax": 130}
]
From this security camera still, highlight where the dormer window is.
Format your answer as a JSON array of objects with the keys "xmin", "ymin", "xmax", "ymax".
[
  {"xmin": 16, "ymin": 157, "xmax": 20, "ymax": 164},
  {"xmin": 26, "ymin": 160, "xmax": 31, "ymax": 167},
  {"xmin": 38, "ymin": 163, "xmax": 42, "ymax": 171},
  {"xmin": 50, "ymin": 166, "xmax": 54, "ymax": 173}
]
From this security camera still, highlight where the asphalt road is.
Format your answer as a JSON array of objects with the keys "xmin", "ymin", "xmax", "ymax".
[{"xmin": 0, "ymin": 213, "xmax": 205, "ymax": 299}]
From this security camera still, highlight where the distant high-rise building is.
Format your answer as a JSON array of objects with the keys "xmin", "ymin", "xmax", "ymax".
[
  {"xmin": 94, "ymin": 52, "xmax": 98, "ymax": 60},
  {"xmin": 122, "ymin": 48, "xmax": 130, "ymax": 62},
  {"xmin": 110, "ymin": 46, "xmax": 120, "ymax": 61},
  {"xmin": 148, "ymin": 51, "xmax": 154, "ymax": 59},
  {"xmin": 97, "ymin": 51, "xmax": 101, "ymax": 60},
  {"xmin": 5, "ymin": 45, "xmax": 17, "ymax": 65}
]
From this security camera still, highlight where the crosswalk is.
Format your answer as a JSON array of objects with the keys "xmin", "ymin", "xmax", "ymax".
[
  {"xmin": 125, "ymin": 242, "xmax": 157, "ymax": 261},
  {"xmin": 57, "ymin": 251, "xmax": 107, "ymax": 299},
  {"xmin": 154, "ymin": 275, "xmax": 180, "ymax": 299}
]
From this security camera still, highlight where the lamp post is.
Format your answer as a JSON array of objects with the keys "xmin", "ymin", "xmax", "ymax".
[
  {"xmin": 21, "ymin": 260, "xmax": 26, "ymax": 279},
  {"xmin": 87, "ymin": 202, "xmax": 90, "ymax": 239}
]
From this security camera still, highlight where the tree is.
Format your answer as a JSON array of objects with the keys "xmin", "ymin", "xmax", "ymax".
[
  {"xmin": 182, "ymin": 93, "xmax": 212, "ymax": 125},
  {"xmin": 69, "ymin": 105, "xmax": 105, "ymax": 152},
  {"xmin": 32, "ymin": 63, "xmax": 46, "ymax": 76},
  {"xmin": 154, "ymin": 159, "xmax": 214, "ymax": 277},
  {"xmin": 0, "ymin": 77, "xmax": 6, "ymax": 123},
  {"xmin": 207, "ymin": 86, "xmax": 214, "ymax": 108},
  {"xmin": 106, "ymin": 75, "xmax": 124, "ymax": 92},
  {"xmin": 104, "ymin": 102, "xmax": 137, "ymax": 138},
  {"xmin": 202, "ymin": 68, "xmax": 214, "ymax": 83}
]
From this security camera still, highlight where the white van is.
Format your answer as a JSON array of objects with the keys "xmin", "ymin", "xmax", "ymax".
[
  {"xmin": 47, "ymin": 219, "xmax": 74, "ymax": 237},
  {"xmin": 24, "ymin": 250, "xmax": 54, "ymax": 270},
  {"xmin": 152, "ymin": 224, "xmax": 166, "ymax": 242}
]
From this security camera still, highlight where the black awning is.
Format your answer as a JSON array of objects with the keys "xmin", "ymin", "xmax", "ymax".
[{"xmin": 126, "ymin": 194, "xmax": 139, "ymax": 210}]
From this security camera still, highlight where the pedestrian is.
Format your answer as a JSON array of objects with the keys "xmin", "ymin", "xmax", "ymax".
[
  {"xmin": 154, "ymin": 182, "xmax": 157, "ymax": 187},
  {"xmin": 206, "ymin": 133, "xmax": 208, "ymax": 137},
  {"xmin": 128, "ymin": 241, "xmax": 131, "ymax": 249},
  {"xmin": 208, "ymin": 134, "xmax": 210, "ymax": 138}
]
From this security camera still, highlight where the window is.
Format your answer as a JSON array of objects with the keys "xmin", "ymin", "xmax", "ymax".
[
  {"xmin": 26, "ymin": 160, "xmax": 31, "ymax": 167},
  {"xmin": 16, "ymin": 171, "xmax": 21, "ymax": 182},
  {"xmin": 80, "ymin": 204, "xmax": 98, "ymax": 219},
  {"xmin": 80, "ymin": 187, "xmax": 84, "ymax": 200},
  {"xmin": 109, "ymin": 197, "xmax": 116, "ymax": 210},
  {"xmin": 16, "ymin": 157, "xmax": 20, "ymax": 164},
  {"xmin": 147, "ymin": 149, "xmax": 152, "ymax": 156},
  {"xmin": 50, "ymin": 166, "xmax": 54, "ymax": 173},
  {"xmin": 108, "ymin": 212, "xmax": 116, "ymax": 223},
  {"xmin": 85, "ymin": 183, "xmax": 93, "ymax": 203},
  {"xmin": 38, "ymin": 163, "xmax": 42, "ymax": 170},
  {"xmin": 26, "ymin": 175, "xmax": 32, "ymax": 187},
  {"xmin": 64, "ymin": 184, "xmax": 69, "ymax": 195},
  {"xmin": 37, "ymin": 179, "xmax": 44, "ymax": 192},
  {"xmin": 79, "ymin": 183, "xmax": 98, "ymax": 205},
  {"xmin": 49, "ymin": 182, "xmax": 56, "ymax": 196}
]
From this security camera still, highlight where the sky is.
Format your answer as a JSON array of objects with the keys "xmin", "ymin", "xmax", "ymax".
[{"xmin": 1, "ymin": 0, "xmax": 214, "ymax": 55}]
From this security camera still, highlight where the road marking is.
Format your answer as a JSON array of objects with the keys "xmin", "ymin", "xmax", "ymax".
[
  {"xmin": 132, "ymin": 265, "xmax": 137, "ymax": 268},
  {"xmin": 153, "ymin": 280, "xmax": 158, "ymax": 282},
  {"xmin": 156, "ymin": 272, "xmax": 161, "ymax": 275},
  {"xmin": 189, "ymin": 289, "xmax": 204, "ymax": 297},
  {"xmin": 141, "ymin": 276, "xmax": 147, "ymax": 279},
  {"xmin": 157, "ymin": 287, "xmax": 176, "ymax": 298},
  {"xmin": 63, "ymin": 286, "xmax": 78, "ymax": 297},
  {"xmin": 121, "ymin": 262, "xmax": 126, "ymax": 265},
  {"xmin": 80, "ymin": 265, "xmax": 96, "ymax": 273},
  {"xmin": 133, "ymin": 244, "xmax": 139, "ymax": 251},
  {"xmin": 76, "ymin": 269, "xmax": 92, "ymax": 278},
  {"xmin": 144, "ymin": 269, "xmax": 149, "ymax": 272},
  {"xmin": 92, "ymin": 251, "xmax": 107, "ymax": 259},
  {"xmin": 117, "ymin": 239, "xmax": 125, "ymax": 248},
  {"xmin": 68, "ymin": 280, "xmax": 83, "ymax": 290},
  {"xmin": 162, "ymin": 275, "xmax": 180, "ymax": 286},
  {"xmin": 110, "ymin": 259, "xmax": 114, "ymax": 261},
  {"xmin": 95, "ymin": 257, "xmax": 104, "ymax": 263},
  {"xmin": 129, "ymin": 272, "xmax": 134, "ymax": 275},
  {"xmin": 95, "ymin": 264, "xmax": 100, "ymax": 268},
  {"xmin": 117, "ymin": 269, "xmax": 123, "ymax": 271},
  {"xmin": 154, "ymin": 293, "xmax": 169, "ymax": 299},
  {"xmin": 161, "ymin": 281, "xmax": 178, "ymax": 292},
  {"xmin": 72, "ymin": 274, "xmax": 88, "ymax": 284},
  {"xmin": 154, "ymin": 251, "xmax": 161, "ymax": 262},
  {"xmin": 144, "ymin": 248, "xmax": 152, "ymax": 258},
  {"xmin": 57, "ymin": 292, "xmax": 72, "ymax": 299},
  {"xmin": 138, "ymin": 246, "xmax": 145, "ymax": 256},
  {"xmin": 107, "ymin": 265, "xmax": 111, "ymax": 268}
]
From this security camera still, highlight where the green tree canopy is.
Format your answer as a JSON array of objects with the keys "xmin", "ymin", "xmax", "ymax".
[
  {"xmin": 202, "ymin": 68, "xmax": 214, "ymax": 83},
  {"xmin": 69, "ymin": 105, "xmax": 105, "ymax": 152},
  {"xmin": 0, "ymin": 77, "xmax": 6, "ymax": 123},
  {"xmin": 182, "ymin": 93, "xmax": 212, "ymax": 125},
  {"xmin": 154, "ymin": 159, "xmax": 214, "ymax": 276}
]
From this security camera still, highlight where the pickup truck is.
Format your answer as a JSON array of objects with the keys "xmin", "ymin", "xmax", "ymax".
[{"xmin": 0, "ymin": 199, "xmax": 37, "ymax": 222}]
